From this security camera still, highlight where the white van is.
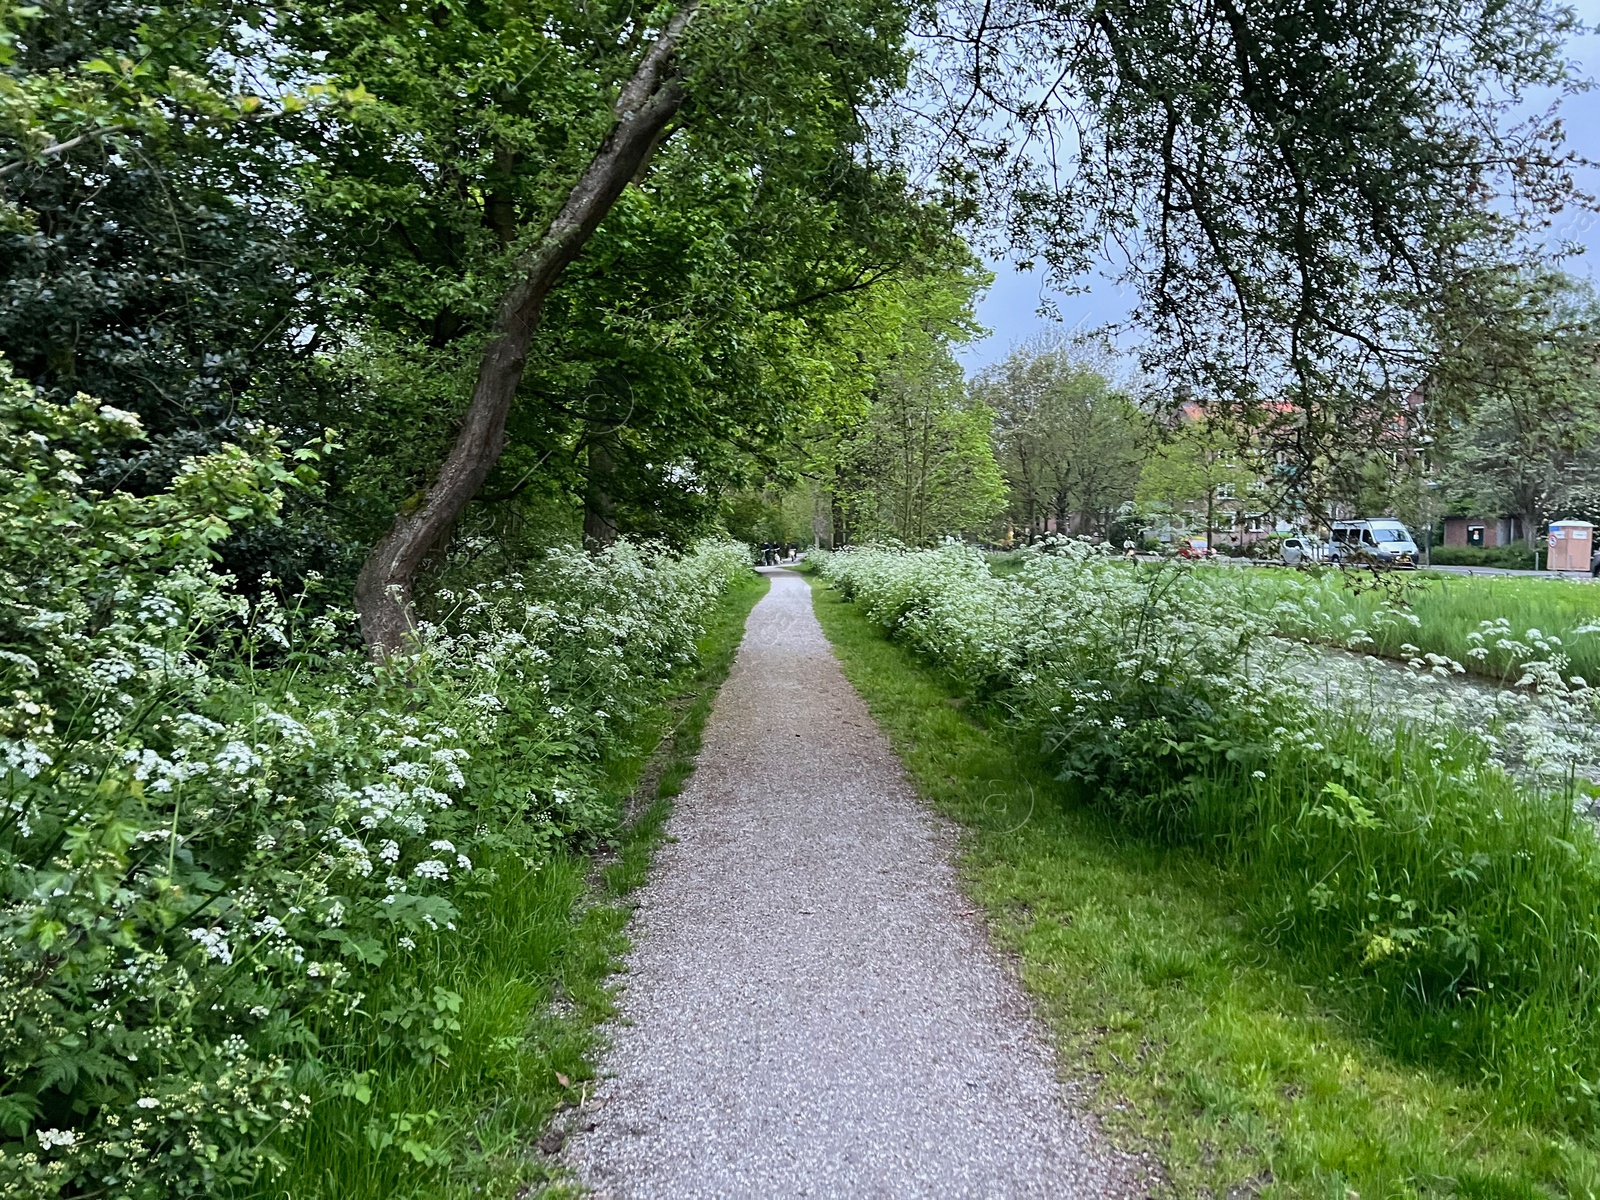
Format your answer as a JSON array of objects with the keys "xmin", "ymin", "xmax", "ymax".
[{"xmin": 1329, "ymin": 519, "xmax": 1420, "ymax": 567}]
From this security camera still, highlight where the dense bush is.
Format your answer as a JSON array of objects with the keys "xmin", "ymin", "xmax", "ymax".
[
  {"xmin": 820, "ymin": 541, "xmax": 1600, "ymax": 1128},
  {"xmin": 0, "ymin": 359, "xmax": 747, "ymax": 1196},
  {"xmin": 1430, "ymin": 543, "xmax": 1539, "ymax": 570}
]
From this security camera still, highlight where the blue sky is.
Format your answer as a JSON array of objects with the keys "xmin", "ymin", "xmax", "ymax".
[{"xmin": 958, "ymin": 7, "xmax": 1600, "ymax": 369}]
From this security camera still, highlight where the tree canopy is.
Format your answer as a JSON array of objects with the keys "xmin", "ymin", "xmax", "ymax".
[
  {"xmin": 1427, "ymin": 267, "xmax": 1600, "ymax": 539},
  {"xmin": 1, "ymin": 0, "xmax": 1589, "ymax": 627},
  {"xmin": 977, "ymin": 339, "xmax": 1146, "ymax": 540}
]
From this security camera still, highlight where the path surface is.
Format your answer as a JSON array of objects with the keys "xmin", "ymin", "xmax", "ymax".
[{"xmin": 564, "ymin": 569, "xmax": 1143, "ymax": 1199}]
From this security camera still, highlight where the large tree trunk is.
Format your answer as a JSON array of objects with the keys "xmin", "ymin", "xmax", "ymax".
[
  {"xmin": 355, "ymin": 4, "xmax": 698, "ymax": 653},
  {"xmin": 583, "ymin": 439, "xmax": 620, "ymax": 547}
]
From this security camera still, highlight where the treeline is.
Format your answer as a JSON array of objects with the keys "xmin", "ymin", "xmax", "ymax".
[
  {"xmin": 1, "ymin": 0, "xmax": 977, "ymax": 627},
  {"xmin": 777, "ymin": 261, "xmax": 1600, "ymax": 553},
  {"xmin": 5, "ymin": 0, "xmax": 1590, "ymax": 579}
]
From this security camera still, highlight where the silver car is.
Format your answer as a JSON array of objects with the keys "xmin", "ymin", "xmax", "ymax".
[{"xmin": 1281, "ymin": 536, "xmax": 1329, "ymax": 565}]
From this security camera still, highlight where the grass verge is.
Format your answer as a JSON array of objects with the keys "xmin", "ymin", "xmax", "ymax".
[
  {"xmin": 1226, "ymin": 565, "xmax": 1600, "ymax": 684},
  {"xmin": 993, "ymin": 550, "xmax": 1600, "ymax": 685},
  {"xmin": 807, "ymin": 574, "xmax": 1600, "ymax": 1200},
  {"xmin": 256, "ymin": 571, "xmax": 769, "ymax": 1200}
]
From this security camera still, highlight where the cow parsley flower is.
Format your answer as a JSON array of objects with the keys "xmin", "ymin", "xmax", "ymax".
[{"xmin": 187, "ymin": 927, "xmax": 233, "ymax": 965}]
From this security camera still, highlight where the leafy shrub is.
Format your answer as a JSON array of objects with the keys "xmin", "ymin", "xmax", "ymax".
[
  {"xmin": 1430, "ymin": 543, "xmax": 1539, "ymax": 570},
  {"xmin": 0, "ymin": 360, "xmax": 747, "ymax": 1196},
  {"xmin": 819, "ymin": 541, "xmax": 1600, "ymax": 1128}
]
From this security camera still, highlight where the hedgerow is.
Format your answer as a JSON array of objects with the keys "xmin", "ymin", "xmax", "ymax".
[
  {"xmin": 819, "ymin": 540, "xmax": 1600, "ymax": 1129},
  {"xmin": 0, "ymin": 359, "xmax": 747, "ymax": 1196}
]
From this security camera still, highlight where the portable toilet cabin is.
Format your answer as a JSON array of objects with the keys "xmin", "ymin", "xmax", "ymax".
[{"xmin": 1547, "ymin": 519, "xmax": 1595, "ymax": 571}]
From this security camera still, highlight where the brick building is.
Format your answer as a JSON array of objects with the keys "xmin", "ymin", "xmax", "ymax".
[{"xmin": 1442, "ymin": 515, "xmax": 1529, "ymax": 548}]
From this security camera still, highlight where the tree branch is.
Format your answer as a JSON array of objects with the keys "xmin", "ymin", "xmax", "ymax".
[{"xmin": 354, "ymin": 3, "xmax": 700, "ymax": 652}]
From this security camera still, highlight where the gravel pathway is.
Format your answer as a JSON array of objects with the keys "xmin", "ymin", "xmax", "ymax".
[{"xmin": 564, "ymin": 569, "xmax": 1145, "ymax": 1199}]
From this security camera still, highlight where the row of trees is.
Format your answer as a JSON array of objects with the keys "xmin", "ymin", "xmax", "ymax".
[
  {"xmin": 3, "ymin": 0, "xmax": 1590, "ymax": 621},
  {"xmin": 732, "ymin": 335, "xmax": 1165, "ymax": 549},
  {"xmin": 750, "ymin": 258, "xmax": 1600, "ymax": 551},
  {"xmin": 2, "ymin": 0, "xmax": 982, "ymax": 646}
]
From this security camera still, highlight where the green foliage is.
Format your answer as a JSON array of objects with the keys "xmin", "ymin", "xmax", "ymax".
[
  {"xmin": 0, "ymin": 0, "xmax": 362, "ymax": 590},
  {"xmin": 832, "ymin": 366, "xmax": 1005, "ymax": 545},
  {"xmin": 0, "ymin": 361, "xmax": 748, "ymax": 1195},
  {"xmin": 819, "ymin": 543, "xmax": 1600, "ymax": 1133},
  {"xmin": 775, "ymin": 266, "xmax": 998, "ymax": 547},
  {"xmin": 976, "ymin": 339, "xmax": 1146, "ymax": 540},
  {"xmin": 271, "ymin": 0, "xmax": 970, "ymax": 548},
  {"xmin": 4, "ymin": 0, "xmax": 976, "ymax": 575},
  {"xmin": 1429, "ymin": 544, "xmax": 1541, "ymax": 571},
  {"xmin": 255, "ymin": 572, "xmax": 769, "ymax": 1200},
  {"xmin": 1430, "ymin": 268, "xmax": 1600, "ymax": 536},
  {"xmin": 924, "ymin": 0, "xmax": 1584, "ymax": 496},
  {"xmin": 1135, "ymin": 409, "xmax": 1258, "ymax": 540}
]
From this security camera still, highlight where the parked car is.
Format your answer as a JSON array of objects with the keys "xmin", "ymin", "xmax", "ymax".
[
  {"xmin": 1177, "ymin": 537, "xmax": 1216, "ymax": 560},
  {"xmin": 1280, "ymin": 535, "xmax": 1329, "ymax": 565},
  {"xmin": 1328, "ymin": 519, "xmax": 1420, "ymax": 567}
]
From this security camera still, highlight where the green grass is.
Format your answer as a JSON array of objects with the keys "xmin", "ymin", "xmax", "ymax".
[
  {"xmin": 254, "ymin": 571, "xmax": 769, "ymax": 1200},
  {"xmin": 996, "ymin": 549, "xmax": 1600, "ymax": 684},
  {"xmin": 807, "ymin": 575, "xmax": 1600, "ymax": 1200},
  {"xmin": 1233, "ymin": 568, "xmax": 1600, "ymax": 685},
  {"xmin": 986, "ymin": 549, "xmax": 1028, "ymax": 575}
]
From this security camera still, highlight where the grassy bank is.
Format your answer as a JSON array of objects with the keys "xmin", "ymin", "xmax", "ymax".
[
  {"xmin": 1219, "ymin": 566, "xmax": 1600, "ymax": 685},
  {"xmin": 995, "ymin": 550, "xmax": 1600, "ymax": 685},
  {"xmin": 1378, "ymin": 571, "xmax": 1600, "ymax": 683},
  {"xmin": 257, "ymin": 571, "xmax": 769, "ymax": 1200},
  {"xmin": 808, "ymin": 574, "xmax": 1600, "ymax": 1199}
]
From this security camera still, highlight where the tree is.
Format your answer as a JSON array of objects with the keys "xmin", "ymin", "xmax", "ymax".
[
  {"xmin": 1136, "ymin": 409, "xmax": 1258, "ymax": 547},
  {"xmin": 833, "ymin": 362, "xmax": 1005, "ymax": 545},
  {"xmin": 977, "ymin": 341, "xmax": 1145, "ymax": 541},
  {"xmin": 915, "ymin": 0, "xmax": 1583, "ymax": 499},
  {"xmin": 5, "ymin": 0, "xmax": 1586, "ymax": 643},
  {"xmin": 0, "ymin": 0, "xmax": 349, "ymax": 585},
  {"xmin": 775, "ymin": 266, "xmax": 1002, "ymax": 546},
  {"xmin": 342, "ymin": 5, "xmax": 699, "ymax": 650},
  {"xmin": 1429, "ymin": 268, "xmax": 1600, "ymax": 541},
  {"xmin": 259, "ymin": 0, "xmax": 952, "ymax": 649}
]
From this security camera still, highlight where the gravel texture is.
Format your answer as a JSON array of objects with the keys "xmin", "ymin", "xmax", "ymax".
[{"xmin": 565, "ymin": 569, "xmax": 1147, "ymax": 1198}]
